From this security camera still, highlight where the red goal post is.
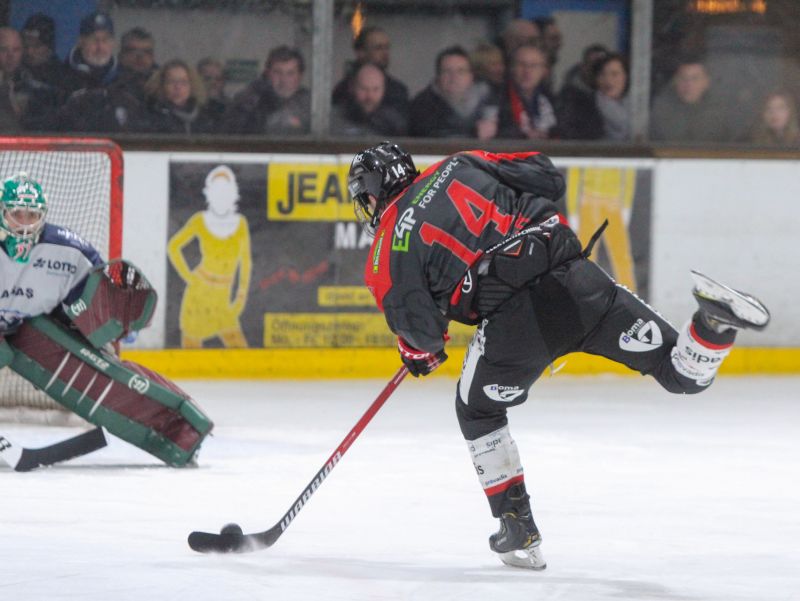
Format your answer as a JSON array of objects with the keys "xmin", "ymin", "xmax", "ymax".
[{"xmin": 0, "ymin": 136, "xmax": 124, "ymax": 417}]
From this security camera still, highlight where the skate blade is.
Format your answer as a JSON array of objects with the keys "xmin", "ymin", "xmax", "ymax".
[
  {"xmin": 497, "ymin": 545, "xmax": 547, "ymax": 570},
  {"xmin": 690, "ymin": 270, "xmax": 770, "ymax": 328}
]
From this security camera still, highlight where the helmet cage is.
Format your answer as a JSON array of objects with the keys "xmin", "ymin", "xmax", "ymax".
[
  {"xmin": 348, "ymin": 142, "xmax": 417, "ymax": 234},
  {"xmin": 348, "ymin": 167, "xmax": 384, "ymax": 231},
  {"xmin": 3, "ymin": 205, "xmax": 46, "ymax": 239}
]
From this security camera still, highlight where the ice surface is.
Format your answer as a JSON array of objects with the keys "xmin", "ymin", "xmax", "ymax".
[{"xmin": 2, "ymin": 375, "xmax": 799, "ymax": 601}]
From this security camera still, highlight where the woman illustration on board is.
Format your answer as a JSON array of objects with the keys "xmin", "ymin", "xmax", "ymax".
[{"xmin": 168, "ymin": 164, "xmax": 252, "ymax": 347}]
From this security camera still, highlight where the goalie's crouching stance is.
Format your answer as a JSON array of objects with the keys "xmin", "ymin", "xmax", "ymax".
[{"xmin": 0, "ymin": 173, "xmax": 212, "ymax": 468}]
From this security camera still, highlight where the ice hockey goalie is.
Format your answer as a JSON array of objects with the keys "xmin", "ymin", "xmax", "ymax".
[{"xmin": 0, "ymin": 173, "xmax": 212, "ymax": 467}]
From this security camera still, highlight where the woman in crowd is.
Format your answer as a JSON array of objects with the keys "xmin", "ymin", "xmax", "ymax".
[
  {"xmin": 143, "ymin": 59, "xmax": 218, "ymax": 134},
  {"xmin": 593, "ymin": 53, "xmax": 631, "ymax": 140},
  {"xmin": 409, "ymin": 46, "xmax": 497, "ymax": 139},
  {"xmin": 557, "ymin": 52, "xmax": 630, "ymax": 141}
]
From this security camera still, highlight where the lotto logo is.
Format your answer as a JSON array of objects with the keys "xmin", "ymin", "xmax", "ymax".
[{"xmin": 33, "ymin": 258, "xmax": 77, "ymax": 274}]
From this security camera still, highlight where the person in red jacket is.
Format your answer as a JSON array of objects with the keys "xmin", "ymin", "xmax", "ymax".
[{"xmin": 348, "ymin": 141, "xmax": 770, "ymax": 570}]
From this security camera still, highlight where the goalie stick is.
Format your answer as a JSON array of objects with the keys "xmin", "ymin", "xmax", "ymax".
[
  {"xmin": 0, "ymin": 427, "xmax": 107, "ymax": 472},
  {"xmin": 188, "ymin": 366, "xmax": 409, "ymax": 553}
]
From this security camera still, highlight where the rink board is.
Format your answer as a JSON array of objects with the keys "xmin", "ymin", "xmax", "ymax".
[{"xmin": 120, "ymin": 347, "xmax": 800, "ymax": 379}]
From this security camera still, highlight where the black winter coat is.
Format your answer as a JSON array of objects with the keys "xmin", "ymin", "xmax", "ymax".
[
  {"xmin": 408, "ymin": 86, "xmax": 484, "ymax": 138},
  {"xmin": 56, "ymin": 83, "xmax": 147, "ymax": 133},
  {"xmin": 330, "ymin": 98, "xmax": 407, "ymax": 137},
  {"xmin": 144, "ymin": 98, "xmax": 219, "ymax": 135},
  {"xmin": 221, "ymin": 78, "xmax": 310, "ymax": 135},
  {"xmin": 555, "ymin": 85, "xmax": 604, "ymax": 140}
]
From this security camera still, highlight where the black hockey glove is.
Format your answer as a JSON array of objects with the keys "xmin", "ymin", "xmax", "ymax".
[{"xmin": 397, "ymin": 337, "xmax": 448, "ymax": 377}]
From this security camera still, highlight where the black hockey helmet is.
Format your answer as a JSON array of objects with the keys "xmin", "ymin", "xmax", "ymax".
[{"xmin": 348, "ymin": 141, "xmax": 418, "ymax": 233}]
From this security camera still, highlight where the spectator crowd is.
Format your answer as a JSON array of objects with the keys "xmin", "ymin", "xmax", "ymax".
[{"xmin": 1, "ymin": 10, "xmax": 797, "ymax": 147}]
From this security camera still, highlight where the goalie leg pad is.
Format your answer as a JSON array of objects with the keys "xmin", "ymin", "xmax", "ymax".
[
  {"xmin": 0, "ymin": 336, "xmax": 12, "ymax": 368},
  {"xmin": 6, "ymin": 316, "xmax": 213, "ymax": 466}
]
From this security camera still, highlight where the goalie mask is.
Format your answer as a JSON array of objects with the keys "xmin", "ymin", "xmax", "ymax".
[
  {"xmin": 348, "ymin": 141, "xmax": 418, "ymax": 234},
  {"xmin": 0, "ymin": 173, "xmax": 48, "ymax": 263}
]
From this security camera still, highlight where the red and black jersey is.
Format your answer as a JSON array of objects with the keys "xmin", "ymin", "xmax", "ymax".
[{"xmin": 364, "ymin": 150, "xmax": 566, "ymax": 353}]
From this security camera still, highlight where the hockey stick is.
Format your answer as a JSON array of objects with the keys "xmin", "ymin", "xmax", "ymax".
[
  {"xmin": 0, "ymin": 427, "xmax": 107, "ymax": 472},
  {"xmin": 188, "ymin": 365, "xmax": 409, "ymax": 553}
]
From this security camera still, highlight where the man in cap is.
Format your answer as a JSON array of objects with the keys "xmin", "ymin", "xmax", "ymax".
[
  {"xmin": 64, "ymin": 11, "xmax": 119, "ymax": 95},
  {"xmin": 58, "ymin": 13, "xmax": 150, "ymax": 133}
]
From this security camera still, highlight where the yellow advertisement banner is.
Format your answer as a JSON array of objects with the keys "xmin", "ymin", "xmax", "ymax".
[
  {"xmin": 317, "ymin": 286, "xmax": 375, "ymax": 307},
  {"xmin": 264, "ymin": 313, "xmax": 393, "ymax": 347},
  {"xmin": 263, "ymin": 313, "xmax": 476, "ymax": 348},
  {"xmin": 265, "ymin": 160, "xmax": 434, "ymax": 222},
  {"xmin": 267, "ymin": 163, "xmax": 355, "ymax": 221}
]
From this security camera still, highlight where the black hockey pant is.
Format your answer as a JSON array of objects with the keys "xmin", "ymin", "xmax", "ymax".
[{"xmin": 456, "ymin": 258, "xmax": 704, "ymax": 441}]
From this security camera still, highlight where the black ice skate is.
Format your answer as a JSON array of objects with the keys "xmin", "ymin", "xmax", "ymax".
[
  {"xmin": 488, "ymin": 483, "xmax": 546, "ymax": 570},
  {"xmin": 489, "ymin": 510, "xmax": 546, "ymax": 570},
  {"xmin": 690, "ymin": 271, "xmax": 770, "ymax": 333}
]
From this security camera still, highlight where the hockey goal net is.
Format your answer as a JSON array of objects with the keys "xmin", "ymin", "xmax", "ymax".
[{"xmin": 0, "ymin": 137, "xmax": 123, "ymax": 419}]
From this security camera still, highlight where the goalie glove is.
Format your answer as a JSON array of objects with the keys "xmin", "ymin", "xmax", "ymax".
[
  {"xmin": 64, "ymin": 259, "xmax": 157, "ymax": 348},
  {"xmin": 397, "ymin": 337, "xmax": 448, "ymax": 377}
]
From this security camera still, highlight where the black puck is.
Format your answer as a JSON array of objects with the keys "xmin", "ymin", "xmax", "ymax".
[{"xmin": 220, "ymin": 523, "xmax": 244, "ymax": 537}]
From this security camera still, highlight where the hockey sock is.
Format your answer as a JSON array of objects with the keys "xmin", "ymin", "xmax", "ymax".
[
  {"xmin": 467, "ymin": 425, "xmax": 527, "ymax": 517},
  {"xmin": 670, "ymin": 313, "xmax": 735, "ymax": 387}
]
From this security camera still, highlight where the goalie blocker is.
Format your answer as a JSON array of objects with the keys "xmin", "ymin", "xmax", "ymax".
[{"xmin": 0, "ymin": 260, "xmax": 212, "ymax": 467}]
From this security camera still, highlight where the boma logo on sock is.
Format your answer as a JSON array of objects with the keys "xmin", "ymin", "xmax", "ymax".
[
  {"xmin": 618, "ymin": 318, "xmax": 663, "ymax": 352},
  {"xmin": 483, "ymin": 384, "xmax": 525, "ymax": 402}
]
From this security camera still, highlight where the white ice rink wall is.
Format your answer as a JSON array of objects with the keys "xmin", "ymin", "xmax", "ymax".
[{"xmin": 120, "ymin": 151, "xmax": 800, "ymax": 377}]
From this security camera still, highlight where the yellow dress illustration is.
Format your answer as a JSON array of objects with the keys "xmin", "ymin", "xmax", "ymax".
[
  {"xmin": 566, "ymin": 166, "xmax": 637, "ymax": 291},
  {"xmin": 167, "ymin": 165, "xmax": 252, "ymax": 347}
]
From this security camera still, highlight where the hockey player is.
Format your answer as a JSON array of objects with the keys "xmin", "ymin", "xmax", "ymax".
[
  {"xmin": 0, "ymin": 173, "xmax": 212, "ymax": 468},
  {"xmin": 0, "ymin": 173, "xmax": 102, "ymax": 329},
  {"xmin": 348, "ymin": 142, "xmax": 770, "ymax": 570}
]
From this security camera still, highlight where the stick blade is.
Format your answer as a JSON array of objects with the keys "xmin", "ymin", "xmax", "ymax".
[
  {"xmin": 14, "ymin": 427, "xmax": 107, "ymax": 472},
  {"xmin": 188, "ymin": 527, "xmax": 279, "ymax": 553},
  {"xmin": 188, "ymin": 530, "xmax": 246, "ymax": 553}
]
